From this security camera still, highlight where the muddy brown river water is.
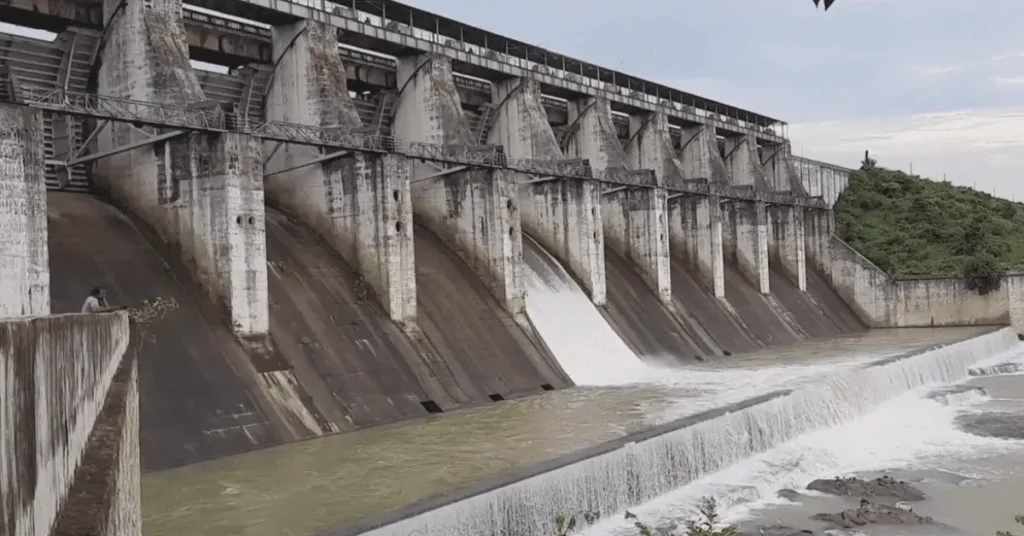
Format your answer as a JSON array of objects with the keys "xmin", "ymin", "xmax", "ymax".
[{"xmin": 142, "ymin": 327, "xmax": 992, "ymax": 536}]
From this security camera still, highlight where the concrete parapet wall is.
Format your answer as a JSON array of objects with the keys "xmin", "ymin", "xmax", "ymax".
[
  {"xmin": 265, "ymin": 20, "xmax": 415, "ymax": 325},
  {"xmin": 1, "ymin": 312, "xmax": 135, "ymax": 536},
  {"xmin": 829, "ymin": 236, "xmax": 1024, "ymax": 330},
  {"xmin": 0, "ymin": 103, "xmax": 49, "ymax": 317},
  {"xmin": 602, "ymin": 187, "xmax": 671, "ymax": 304},
  {"xmin": 95, "ymin": 0, "xmax": 268, "ymax": 335},
  {"xmin": 791, "ymin": 156, "xmax": 852, "ymax": 207}
]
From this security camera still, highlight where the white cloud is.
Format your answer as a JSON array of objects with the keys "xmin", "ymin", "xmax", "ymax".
[
  {"xmin": 993, "ymin": 75, "xmax": 1024, "ymax": 86},
  {"xmin": 913, "ymin": 64, "xmax": 961, "ymax": 76},
  {"xmin": 993, "ymin": 50, "xmax": 1024, "ymax": 61},
  {"xmin": 790, "ymin": 108, "xmax": 1024, "ymax": 200}
]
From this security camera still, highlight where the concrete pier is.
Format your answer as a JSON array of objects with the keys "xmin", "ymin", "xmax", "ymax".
[
  {"xmin": 489, "ymin": 78, "xmax": 605, "ymax": 304},
  {"xmin": 726, "ymin": 201, "xmax": 770, "ymax": 294},
  {"xmin": 670, "ymin": 195, "xmax": 725, "ymax": 297},
  {"xmin": 762, "ymin": 143, "xmax": 808, "ymax": 195},
  {"xmin": 770, "ymin": 204, "xmax": 807, "ymax": 291},
  {"xmin": 678, "ymin": 125, "xmax": 730, "ymax": 183},
  {"xmin": 264, "ymin": 19, "xmax": 416, "ymax": 326},
  {"xmin": 625, "ymin": 110, "xmax": 682, "ymax": 185},
  {"xmin": 603, "ymin": 186, "xmax": 672, "ymax": 304},
  {"xmin": 0, "ymin": 103, "xmax": 49, "ymax": 317},
  {"xmin": 805, "ymin": 208, "xmax": 834, "ymax": 277},
  {"xmin": 94, "ymin": 0, "xmax": 267, "ymax": 335},
  {"xmin": 397, "ymin": 55, "xmax": 524, "ymax": 316},
  {"xmin": 722, "ymin": 134, "xmax": 768, "ymax": 189}
]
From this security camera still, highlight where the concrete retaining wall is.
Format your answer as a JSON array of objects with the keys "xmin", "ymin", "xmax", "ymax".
[
  {"xmin": 829, "ymin": 237, "xmax": 1024, "ymax": 330},
  {"xmin": 0, "ymin": 312, "xmax": 136, "ymax": 536},
  {"xmin": 791, "ymin": 157, "xmax": 852, "ymax": 208}
]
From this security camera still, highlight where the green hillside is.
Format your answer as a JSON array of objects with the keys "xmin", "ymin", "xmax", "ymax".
[{"xmin": 834, "ymin": 165, "xmax": 1022, "ymax": 291}]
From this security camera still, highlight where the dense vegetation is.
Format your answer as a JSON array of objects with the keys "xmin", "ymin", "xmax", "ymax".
[{"xmin": 834, "ymin": 158, "xmax": 1023, "ymax": 293}]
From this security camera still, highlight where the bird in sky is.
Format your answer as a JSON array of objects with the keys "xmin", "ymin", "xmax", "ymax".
[{"xmin": 812, "ymin": 0, "xmax": 837, "ymax": 10}]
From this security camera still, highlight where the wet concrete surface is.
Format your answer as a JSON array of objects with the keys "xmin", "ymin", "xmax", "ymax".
[
  {"xmin": 806, "ymin": 268, "xmax": 866, "ymax": 334},
  {"xmin": 141, "ymin": 327, "xmax": 990, "ymax": 536},
  {"xmin": 669, "ymin": 258, "xmax": 760, "ymax": 356},
  {"xmin": 602, "ymin": 247, "xmax": 710, "ymax": 361},
  {"xmin": 413, "ymin": 224, "xmax": 570, "ymax": 398},
  {"xmin": 47, "ymin": 193, "xmax": 296, "ymax": 472},
  {"xmin": 769, "ymin": 268, "xmax": 844, "ymax": 339},
  {"xmin": 47, "ymin": 194, "xmax": 570, "ymax": 472},
  {"xmin": 264, "ymin": 208, "xmax": 461, "ymax": 431},
  {"xmin": 723, "ymin": 263, "xmax": 802, "ymax": 347}
]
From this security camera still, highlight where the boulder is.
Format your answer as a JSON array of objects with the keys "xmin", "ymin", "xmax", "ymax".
[
  {"xmin": 955, "ymin": 412, "xmax": 1024, "ymax": 440},
  {"xmin": 806, "ymin": 475, "xmax": 926, "ymax": 501},
  {"xmin": 812, "ymin": 500, "xmax": 934, "ymax": 529}
]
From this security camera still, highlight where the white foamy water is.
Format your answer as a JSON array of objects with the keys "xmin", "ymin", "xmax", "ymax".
[
  {"xmin": 586, "ymin": 385, "xmax": 1017, "ymax": 535},
  {"xmin": 522, "ymin": 238, "xmax": 663, "ymax": 386},
  {"xmin": 357, "ymin": 328, "xmax": 1020, "ymax": 536}
]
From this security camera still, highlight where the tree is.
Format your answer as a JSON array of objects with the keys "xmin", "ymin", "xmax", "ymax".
[
  {"xmin": 998, "ymin": 515, "xmax": 1024, "ymax": 536},
  {"xmin": 126, "ymin": 297, "xmax": 179, "ymax": 357}
]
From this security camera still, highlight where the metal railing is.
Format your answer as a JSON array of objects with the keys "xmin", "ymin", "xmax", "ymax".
[{"xmin": 7, "ymin": 88, "xmax": 824, "ymax": 205}]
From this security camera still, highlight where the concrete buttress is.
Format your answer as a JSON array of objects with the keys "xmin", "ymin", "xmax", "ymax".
[
  {"xmin": 726, "ymin": 201, "xmax": 770, "ymax": 294},
  {"xmin": 94, "ymin": 0, "xmax": 267, "ymax": 335},
  {"xmin": 669, "ymin": 195, "xmax": 725, "ymax": 298},
  {"xmin": 264, "ymin": 19, "xmax": 416, "ymax": 327},
  {"xmin": 489, "ymin": 79, "xmax": 605, "ymax": 305},
  {"xmin": 805, "ymin": 208, "xmax": 834, "ymax": 278},
  {"xmin": 678, "ymin": 125, "xmax": 730, "ymax": 184},
  {"xmin": 770, "ymin": 204, "xmax": 807, "ymax": 291},
  {"xmin": 395, "ymin": 54, "xmax": 524, "ymax": 317},
  {"xmin": 762, "ymin": 142, "xmax": 809, "ymax": 195},
  {"xmin": 722, "ymin": 133, "xmax": 770, "ymax": 190},
  {"xmin": 625, "ymin": 110, "xmax": 683, "ymax": 187},
  {"xmin": 0, "ymin": 103, "xmax": 49, "ymax": 316}
]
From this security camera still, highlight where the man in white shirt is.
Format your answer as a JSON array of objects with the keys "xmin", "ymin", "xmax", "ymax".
[{"xmin": 81, "ymin": 287, "xmax": 125, "ymax": 314}]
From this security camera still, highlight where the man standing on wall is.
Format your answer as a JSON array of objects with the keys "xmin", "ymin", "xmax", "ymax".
[{"xmin": 81, "ymin": 287, "xmax": 127, "ymax": 314}]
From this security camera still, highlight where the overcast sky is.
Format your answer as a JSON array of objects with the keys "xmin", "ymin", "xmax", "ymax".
[
  {"xmin": 4, "ymin": 0, "xmax": 1021, "ymax": 198},
  {"xmin": 402, "ymin": 0, "xmax": 1024, "ymax": 199}
]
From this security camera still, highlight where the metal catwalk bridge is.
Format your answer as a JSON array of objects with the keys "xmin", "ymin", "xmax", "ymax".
[{"xmin": 2, "ymin": 87, "xmax": 826, "ymax": 208}]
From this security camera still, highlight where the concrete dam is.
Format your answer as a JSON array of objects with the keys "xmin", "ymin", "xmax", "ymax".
[
  {"xmin": 0, "ymin": 0, "xmax": 872, "ymax": 476},
  {"xmin": 11, "ymin": 2, "xmax": 1024, "ymax": 535}
]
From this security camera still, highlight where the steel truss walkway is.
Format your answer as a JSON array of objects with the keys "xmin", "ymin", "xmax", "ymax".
[{"xmin": 4, "ymin": 88, "xmax": 825, "ymax": 208}]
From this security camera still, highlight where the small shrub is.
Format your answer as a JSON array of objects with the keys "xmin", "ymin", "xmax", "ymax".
[{"xmin": 962, "ymin": 254, "xmax": 1002, "ymax": 296}]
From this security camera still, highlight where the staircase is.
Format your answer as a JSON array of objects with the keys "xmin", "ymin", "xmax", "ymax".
[
  {"xmin": 51, "ymin": 29, "xmax": 102, "ymax": 192},
  {"xmin": 241, "ymin": 65, "xmax": 273, "ymax": 125},
  {"xmin": 371, "ymin": 90, "xmax": 397, "ymax": 136},
  {"xmin": 472, "ymin": 103, "xmax": 496, "ymax": 144}
]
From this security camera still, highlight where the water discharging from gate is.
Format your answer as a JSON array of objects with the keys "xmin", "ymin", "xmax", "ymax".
[
  {"xmin": 522, "ymin": 235, "xmax": 659, "ymax": 386},
  {"xmin": 357, "ymin": 328, "xmax": 1020, "ymax": 536}
]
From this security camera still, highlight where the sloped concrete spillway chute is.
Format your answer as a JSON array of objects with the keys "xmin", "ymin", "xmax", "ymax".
[
  {"xmin": 413, "ymin": 225, "xmax": 571, "ymax": 399},
  {"xmin": 46, "ymin": 192, "xmax": 302, "ymax": 472}
]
